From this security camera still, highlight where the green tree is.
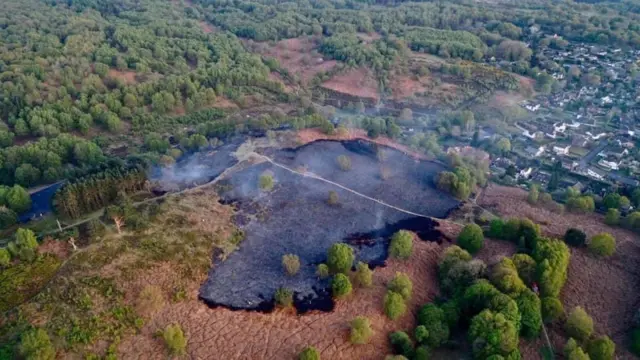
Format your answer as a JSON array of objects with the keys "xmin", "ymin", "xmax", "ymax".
[
  {"xmin": 163, "ymin": 323, "xmax": 187, "ymax": 355},
  {"xmin": 327, "ymin": 243, "xmax": 354, "ymax": 274},
  {"xmin": 541, "ymin": 297, "xmax": 564, "ymax": 323},
  {"xmin": 316, "ymin": 264, "xmax": 329, "ymax": 279},
  {"xmin": 350, "ymin": 316, "xmax": 373, "ymax": 344},
  {"xmin": 588, "ymin": 233, "xmax": 616, "ymax": 257},
  {"xmin": 0, "ymin": 207, "xmax": 18, "ymax": 229},
  {"xmin": 565, "ymin": 306, "xmax": 594, "ymax": 342},
  {"xmin": 389, "ymin": 331, "xmax": 414, "ymax": 358},
  {"xmin": 564, "ymin": 228, "xmax": 586, "ymax": 247},
  {"xmin": 416, "ymin": 303, "xmax": 450, "ymax": 347},
  {"xmin": 275, "ymin": 287, "xmax": 293, "ymax": 307},
  {"xmin": 527, "ymin": 184, "xmax": 539, "ymax": 204},
  {"xmin": 19, "ymin": 328, "xmax": 56, "ymax": 360},
  {"xmin": 353, "ymin": 261, "xmax": 373, "ymax": 288},
  {"xmin": 259, "ymin": 174, "xmax": 274, "ymax": 191},
  {"xmin": 512, "ymin": 253, "xmax": 536, "ymax": 285},
  {"xmin": 587, "ymin": 336, "xmax": 615, "ymax": 360},
  {"xmin": 299, "ymin": 346, "xmax": 320, "ymax": 360},
  {"xmin": 457, "ymin": 223, "xmax": 484, "ymax": 254},
  {"xmin": 331, "ymin": 273, "xmax": 352, "ymax": 298},
  {"xmin": 565, "ymin": 338, "xmax": 590, "ymax": 360},
  {"xmin": 0, "ymin": 248, "xmax": 10, "ymax": 267},
  {"xmin": 516, "ymin": 289, "xmax": 542, "ymax": 338},
  {"xmin": 468, "ymin": 309, "xmax": 519, "ymax": 359},
  {"xmin": 388, "ymin": 272, "xmax": 413, "ymax": 300},
  {"xmin": 603, "ymin": 193, "xmax": 622, "ymax": 209},
  {"xmin": 6, "ymin": 185, "xmax": 31, "ymax": 213},
  {"xmin": 384, "ymin": 291, "xmax": 406, "ymax": 320},
  {"xmin": 389, "ymin": 230, "xmax": 413, "ymax": 260}
]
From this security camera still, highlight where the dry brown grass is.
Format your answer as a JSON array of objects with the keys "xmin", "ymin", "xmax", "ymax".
[
  {"xmin": 321, "ymin": 67, "xmax": 380, "ymax": 101},
  {"xmin": 108, "ymin": 69, "xmax": 137, "ymax": 84}
]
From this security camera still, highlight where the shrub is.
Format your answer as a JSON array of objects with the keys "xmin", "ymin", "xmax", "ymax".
[
  {"xmin": 630, "ymin": 328, "xmax": 640, "ymax": 356},
  {"xmin": 0, "ymin": 248, "xmax": 10, "ymax": 267},
  {"xmin": 137, "ymin": 285, "xmax": 165, "ymax": 316},
  {"xmin": 0, "ymin": 207, "xmax": 17, "ymax": 229},
  {"xmin": 416, "ymin": 303, "xmax": 449, "ymax": 347},
  {"xmin": 350, "ymin": 316, "xmax": 373, "ymax": 344},
  {"xmin": 516, "ymin": 289, "xmax": 542, "ymax": 339},
  {"xmin": 439, "ymin": 258, "xmax": 486, "ymax": 297},
  {"xmin": 565, "ymin": 306, "xmax": 594, "ymax": 341},
  {"xmin": 385, "ymin": 356, "xmax": 408, "ymax": 360},
  {"xmin": 384, "ymin": 291, "xmax": 406, "ymax": 320},
  {"xmin": 353, "ymin": 261, "xmax": 373, "ymax": 288},
  {"xmin": 490, "ymin": 257, "xmax": 526, "ymax": 295},
  {"xmin": 511, "ymin": 253, "xmax": 536, "ymax": 285},
  {"xmin": 587, "ymin": 336, "xmax": 615, "ymax": 360},
  {"xmin": 527, "ymin": 184, "xmax": 539, "ymax": 204},
  {"xmin": 316, "ymin": 264, "xmax": 329, "ymax": 279},
  {"xmin": 327, "ymin": 243, "xmax": 354, "ymax": 274},
  {"xmin": 331, "ymin": 273, "xmax": 352, "ymax": 298},
  {"xmin": 414, "ymin": 346, "xmax": 430, "ymax": 360},
  {"xmin": 259, "ymin": 173, "xmax": 274, "ymax": 191},
  {"xmin": 604, "ymin": 208, "xmax": 620, "ymax": 226},
  {"xmin": 275, "ymin": 287, "xmax": 294, "ymax": 307},
  {"xmin": 564, "ymin": 228, "xmax": 586, "ymax": 247},
  {"xmin": 457, "ymin": 224, "xmax": 484, "ymax": 254},
  {"xmin": 389, "ymin": 331, "xmax": 414, "ymax": 358},
  {"xmin": 468, "ymin": 309, "xmax": 519, "ymax": 359},
  {"xmin": 163, "ymin": 323, "xmax": 187, "ymax": 355},
  {"xmin": 440, "ymin": 299, "xmax": 461, "ymax": 329},
  {"xmin": 282, "ymin": 254, "xmax": 301, "ymax": 276},
  {"xmin": 565, "ymin": 338, "xmax": 590, "ymax": 360},
  {"xmin": 299, "ymin": 346, "xmax": 320, "ymax": 360},
  {"xmin": 389, "ymin": 230, "xmax": 413, "ymax": 260},
  {"xmin": 487, "ymin": 218, "xmax": 505, "ymax": 238},
  {"xmin": 541, "ymin": 297, "xmax": 564, "ymax": 323},
  {"xmin": 414, "ymin": 325, "xmax": 429, "ymax": 344},
  {"xmin": 588, "ymin": 233, "xmax": 616, "ymax": 257},
  {"xmin": 388, "ymin": 272, "xmax": 413, "ymax": 301},
  {"xmin": 327, "ymin": 191, "xmax": 339, "ymax": 205},
  {"xmin": 19, "ymin": 328, "xmax": 55, "ymax": 360},
  {"xmin": 337, "ymin": 155, "xmax": 351, "ymax": 171}
]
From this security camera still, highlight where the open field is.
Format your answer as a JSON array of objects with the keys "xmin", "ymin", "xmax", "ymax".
[
  {"xmin": 200, "ymin": 139, "xmax": 459, "ymax": 310},
  {"xmin": 479, "ymin": 184, "xmax": 640, "ymax": 357},
  {"xmin": 321, "ymin": 67, "xmax": 380, "ymax": 102}
]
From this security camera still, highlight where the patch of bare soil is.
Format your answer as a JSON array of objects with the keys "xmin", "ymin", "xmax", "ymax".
[
  {"xmin": 212, "ymin": 96, "xmax": 237, "ymax": 109},
  {"xmin": 38, "ymin": 237, "xmax": 71, "ymax": 260},
  {"xmin": 246, "ymin": 37, "xmax": 338, "ymax": 85},
  {"xmin": 199, "ymin": 21, "xmax": 216, "ymax": 34},
  {"xmin": 107, "ymin": 69, "xmax": 137, "ymax": 85},
  {"xmin": 118, "ymin": 238, "xmax": 443, "ymax": 360},
  {"xmin": 480, "ymin": 184, "xmax": 640, "ymax": 357},
  {"xmin": 296, "ymin": 128, "xmax": 429, "ymax": 161},
  {"xmin": 389, "ymin": 74, "xmax": 429, "ymax": 100},
  {"xmin": 489, "ymin": 91, "xmax": 526, "ymax": 109},
  {"xmin": 321, "ymin": 67, "xmax": 380, "ymax": 101}
]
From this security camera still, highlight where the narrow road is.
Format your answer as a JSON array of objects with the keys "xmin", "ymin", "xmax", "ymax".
[{"xmin": 578, "ymin": 139, "xmax": 607, "ymax": 169}]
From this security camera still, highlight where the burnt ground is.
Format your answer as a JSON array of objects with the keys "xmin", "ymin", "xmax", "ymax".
[{"xmin": 199, "ymin": 139, "xmax": 459, "ymax": 311}]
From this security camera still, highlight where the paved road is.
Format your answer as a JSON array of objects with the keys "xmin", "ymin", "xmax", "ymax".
[{"xmin": 578, "ymin": 139, "xmax": 608, "ymax": 169}]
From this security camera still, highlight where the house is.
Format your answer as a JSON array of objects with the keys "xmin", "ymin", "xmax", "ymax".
[
  {"xmin": 586, "ymin": 131, "xmax": 608, "ymax": 140},
  {"xmin": 525, "ymin": 145, "xmax": 546, "ymax": 158},
  {"xmin": 587, "ymin": 167, "xmax": 605, "ymax": 181},
  {"xmin": 553, "ymin": 142, "xmax": 572, "ymax": 156},
  {"xmin": 598, "ymin": 158, "xmax": 620, "ymax": 170},
  {"xmin": 571, "ymin": 135, "xmax": 589, "ymax": 148},
  {"xmin": 531, "ymin": 171, "xmax": 551, "ymax": 184},
  {"xmin": 561, "ymin": 159, "xmax": 578, "ymax": 171},
  {"xmin": 554, "ymin": 122, "xmax": 567, "ymax": 134},
  {"xmin": 607, "ymin": 145, "xmax": 629, "ymax": 158},
  {"xmin": 518, "ymin": 167, "xmax": 533, "ymax": 179},
  {"xmin": 447, "ymin": 146, "xmax": 490, "ymax": 163},
  {"xmin": 539, "ymin": 124, "xmax": 558, "ymax": 139}
]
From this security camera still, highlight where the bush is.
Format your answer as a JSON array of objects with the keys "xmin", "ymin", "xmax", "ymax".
[
  {"xmin": 19, "ymin": 328, "xmax": 55, "ymax": 360},
  {"xmin": 259, "ymin": 173, "xmax": 274, "ymax": 191},
  {"xmin": 337, "ymin": 155, "xmax": 351, "ymax": 171},
  {"xmin": 565, "ymin": 306, "xmax": 594, "ymax": 342},
  {"xmin": 163, "ymin": 323, "xmax": 187, "ymax": 355},
  {"xmin": 389, "ymin": 331, "xmax": 414, "ymax": 358},
  {"xmin": 457, "ymin": 223, "xmax": 484, "ymax": 254},
  {"xmin": 327, "ymin": 191, "xmax": 339, "ymax": 205},
  {"xmin": 0, "ymin": 207, "xmax": 17, "ymax": 229},
  {"xmin": 331, "ymin": 273, "xmax": 352, "ymax": 298},
  {"xmin": 327, "ymin": 243, "xmax": 354, "ymax": 274},
  {"xmin": 350, "ymin": 316, "xmax": 373, "ymax": 344},
  {"xmin": 468, "ymin": 309, "xmax": 519, "ymax": 359},
  {"xmin": 414, "ymin": 325, "xmax": 429, "ymax": 344},
  {"xmin": 282, "ymin": 254, "xmax": 301, "ymax": 276},
  {"xmin": 414, "ymin": 346, "xmax": 430, "ymax": 360},
  {"xmin": 385, "ymin": 356, "xmax": 408, "ymax": 360},
  {"xmin": 389, "ymin": 230, "xmax": 413, "ymax": 260},
  {"xmin": 516, "ymin": 289, "xmax": 542, "ymax": 338},
  {"xmin": 388, "ymin": 272, "xmax": 413, "ymax": 300},
  {"xmin": 564, "ymin": 228, "xmax": 587, "ymax": 247},
  {"xmin": 565, "ymin": 338, "xmax": 590, "ymax": 360},
  {"xmin": 511, "ymin": 253, "xmax": 536, "ymax": 285},
  {"xmin": 0, "ymin": 248, "xmax": 10, "ymax": 267},
  {"xmin": 588, "ymin": 233, "xmax": 616, "ymax": 257},
  {"xmin": 527, "ymin": 184, "xmax": 539, "ymax": 204},
  {"xmin": 541, "ymin": 297, "xmax": 564, "ymax": 323},
  {"xmin": 275, "ymin": 287, "xmax": 294, "ymax": 307},
  {"xmin": 487, "ymin": 218, "xmax": 504, "ymax": 238},
  {"xmin": 417, "ymin": 303, "xmax": 449, "ymax": 347},
  {"xmin": 299, "ymin": 346, "xmax": 320, "ymax": 360},
  {"xmin": 384, "ymin": 291, "xmax": 406, "ymax": 320},
  {"xmin": 439, "ymin": 255, "xmax": 486, "ymax": 297},
  {"xmin": 440, "ymin": 299, "xmax": 461, "ymax": 329},
  {"xmin": 587, "ymin": 336, "xmax": 615, "ymax": 360},
  {"xmin": 604, "ymin": 208, "xmax": 620, "ymax": 226},
  {"xmin": 316, "ymin": 264, "xmax": 329, "ymax": 279},
  {"xmin": 353, "ymin": 261, "xmax": 373, "ymax": 288}
]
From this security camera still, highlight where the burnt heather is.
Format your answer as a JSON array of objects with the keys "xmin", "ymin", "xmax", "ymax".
[{"xmin": 199, "ymin": 140, "xmax": 459, "ymax": 312}]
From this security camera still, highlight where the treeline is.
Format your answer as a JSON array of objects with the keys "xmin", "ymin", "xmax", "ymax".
[
  {"xmin": 403, "ymin": 28, "xmax": 485, "ymax": 61},
  {"xmin": 53, "ymin": 167, "xmax": 147, "ymax": 219},
  {"xmin": 319, "ymin": 34, "xmax": 404, "ymax": 72}
]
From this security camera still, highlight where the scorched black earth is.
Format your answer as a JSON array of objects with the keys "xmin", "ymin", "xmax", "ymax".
[{"xmin": 199, "ymin": 139, "xmax": 459, "ymax": 312}]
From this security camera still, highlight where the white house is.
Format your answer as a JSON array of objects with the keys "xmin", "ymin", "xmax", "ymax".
[
  {"xmin": 525, "ymin": 145, "xmax": 546, "ymax": 158},
  {"xmin": 587, "ymin": 168, "xmax": 605, "ymax": 181},
  {"xmin": 525, "ymin": 104, "xmax": 541, "ymax": 112},
  {"xmin": 554, "ymin": 123, "xmax": 567, "ymax": 133},
  {"xmin": 586, "ymin": 131, "xmax": 608, "ymax": 140},
  {"xmin": 518, "ymin": 167, "xmax": 533, "ymax": 179},
  {"xmin": 553, "ymin": 144, "xmax": 571, "ymax": 155},
  {"xmin": 598, "ymin": 159, "xmax": 619, "ymax": 170}
]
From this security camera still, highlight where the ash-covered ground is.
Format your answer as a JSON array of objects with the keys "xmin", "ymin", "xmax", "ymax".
[{"xmin": 199, "ymin": 139, "xmax": 459, "ymax": 312}]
